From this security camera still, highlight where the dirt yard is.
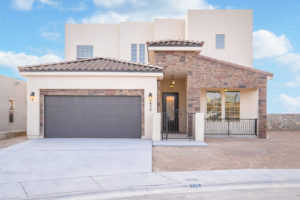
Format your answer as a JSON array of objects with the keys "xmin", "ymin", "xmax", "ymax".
[
  {"xmin": 0, "ymin": 136, "xmax": 27, "ymax": 149},
  {"xmin": 153, "ymin": 131, "xmax": 300, "ymax": 171}
]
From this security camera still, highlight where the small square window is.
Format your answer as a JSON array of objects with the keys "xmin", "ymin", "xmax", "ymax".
[
  {"xmin": 216, "ymin": 34, "xmax": 225, "ymax": 49},
  {"xmin": 77, "ymin": 45, "xmax": 93, "ymax": 59}
]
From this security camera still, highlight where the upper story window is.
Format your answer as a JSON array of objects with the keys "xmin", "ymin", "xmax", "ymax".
[
  {"xmin": 131, "ymin": 44, "xmax": 137, "ymax": 62},
  {"xmin": 77, "ymin": 45, "xmax": 93, "ymax": 60},
  {"xmin": 131, "ymin": 43, "xmax": 146, "ymax": 63},
  {"xmin": 225, "ymin": 92, "xmax": 240, "ymax": 119},
  {"xmin": 216, "ymin": 34, "xmax": 225, "ymax": 49},
  {"xmin": 139, "ymin": 44, "xmax": 145, "ymax": 64},
  {"xmin": 9, "ymin": 99, "xmax": 14, "ymax": 124},
  {"xmin": 207, "ymin": 92, "xmax": 222, "ymax": 120}
]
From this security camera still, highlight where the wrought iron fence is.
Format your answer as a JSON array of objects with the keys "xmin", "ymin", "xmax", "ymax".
[
  {"xmin": 205, "ymin": 118, "xmax": 257, "ymax": 136},
  {"xmin": 161, "ymin": 111, "xmax": 194, "ymax": 140}
]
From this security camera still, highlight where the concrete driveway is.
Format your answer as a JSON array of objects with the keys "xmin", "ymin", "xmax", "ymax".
[{"xmin": 0, "ymin": 138, "xmax": 152, "ymax": 184}]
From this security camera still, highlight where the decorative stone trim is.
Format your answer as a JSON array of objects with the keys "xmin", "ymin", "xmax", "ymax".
[
  {"xmin": 40, "ymin": 89, "xmax": 144, "ymax": 137},
  {"xmin": 267, "ymin": 114, "xmax": 300, "ymax": 131}
]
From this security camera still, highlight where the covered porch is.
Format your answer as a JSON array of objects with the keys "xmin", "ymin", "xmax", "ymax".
[{"xmin": 155, "ymin": 70, "xmax": 259, "ymax": 141}]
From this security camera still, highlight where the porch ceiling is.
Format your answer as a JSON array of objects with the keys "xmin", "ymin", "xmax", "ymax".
[{"xmin": 163, "ymin": 71, "xmax": 187, "ymax": 79}]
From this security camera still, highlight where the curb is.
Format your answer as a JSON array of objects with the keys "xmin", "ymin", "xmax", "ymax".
[{"xmin": 19, "ymin": 180, "xmax": 300, "ymax": 200}]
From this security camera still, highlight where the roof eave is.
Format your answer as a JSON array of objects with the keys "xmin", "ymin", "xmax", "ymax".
[{"xmin": 19, "ymin": 71, "xmax": 164, "ymax": 79}]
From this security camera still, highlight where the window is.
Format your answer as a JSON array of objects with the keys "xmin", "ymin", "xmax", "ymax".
[
  {"xmin": 216, "ymin": 34, "xmax": 225, "ymax": 49},
  {"xmin": 9, "ymin": 99, "xmax": 14, "ymax": 124},
  {"xmin": 207, "ymin": 92, "xmax": 222, "ymax": 120},
  {"xmin": 131, "ymin": 44, "xmax": 137, "ymax": 62},
  {"xmin": 139, "ymin": 44, "xmax": 145, "ymax": 63},
  {"xmin": 77, "ymin": 45, "xmax": 93, "ymax": 59},
  {"xmin": 225, "ymin": 92, "xmax": 240, "ymax": 119}
]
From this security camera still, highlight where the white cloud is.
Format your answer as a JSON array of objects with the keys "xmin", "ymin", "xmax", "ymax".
[
  {"xmin": 66, "ymin": 17, "xmax": 76, "ymax": 24},
  {"xmin": 277, "ymin": 53, "xmax": 300, "ymax": 71},
  {"xmin": 39, "ymin": 0, "xmax": 58, "ymax": 6},
  {"xmin": 40, "ymin": 31, "xmax": 61, "ymax": 41},
  {"xmin": 11, "ymin": 0, "xmax": 34, "ymax": 11},
  {"xmin": 76, "ymin": 0, "xmax": 215, "ymax": 24},
  {"xmin": 93, "ymin": 0, "xmax": 127, "ymax": 7},
  {"xmin": 168, "ymin": 0, "xmax": 214, "ymax": 11},
  {"xmin": 81, "ymin": 12, "xmax": 129, "ymax": 23},
  {"xmin": 11, "ymin": 0, "xmax": 59, "ymax": 10},
  {"xmin": 253, "ymin": 30, "xmax": 292, "ymax": 59},
  {"xmin": 286, "ymin": 75, "xmax": 300, "ymax": 87},
  {"xmin": 70, "ymin": 2, "xmax": 87, "ymax": 11},
  {"xmin": 280, "ymin": 94, "xmax": 300, "ymax": 113},
  {"xmin": 0, "ymin": 51, "xmax": 62, "ymax": 70}
]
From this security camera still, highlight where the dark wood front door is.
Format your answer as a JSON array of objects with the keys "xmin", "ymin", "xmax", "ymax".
[{"xmin": 162, "ymin": 93, "xmax": 179, "ymax": 132}]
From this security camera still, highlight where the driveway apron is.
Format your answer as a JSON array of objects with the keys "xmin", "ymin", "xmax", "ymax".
[{"xmin": 0, "ymin": 138, "xmax": 152, "ymax": 184}]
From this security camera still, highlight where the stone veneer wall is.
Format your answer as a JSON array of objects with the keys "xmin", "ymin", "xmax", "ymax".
[
  {"xmin": 267, "ymin": 114, "xmax": 300, "ymax": 131},
  {"xmin": 40, "ymin": 89, "xmax": 144, "ymax": 137},
  {"xmin": 153, "ymin": 51, "xmax": 270, "ymax": 138}
]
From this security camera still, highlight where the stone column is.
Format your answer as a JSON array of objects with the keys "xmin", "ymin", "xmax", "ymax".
[
  {"xmin": 258, "ymin": 84, "xmax": 267, "ymax": 138},
  {"xmin": 187, "ymin": 73, "xmax": 201, "ymax": 136}
]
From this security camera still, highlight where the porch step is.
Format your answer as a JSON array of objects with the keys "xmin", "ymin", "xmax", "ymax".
[
  {"xmin": 162, "ymin": 133, "xmax": 191, "ymax": 140},
  {"xmin": 153, "ymin": 140, "xmax": 207, "ymax": 147}
]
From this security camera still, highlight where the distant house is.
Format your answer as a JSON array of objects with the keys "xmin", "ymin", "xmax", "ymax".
[
  {"xmin": 19, "ymin": 10, "xmax": 273, "ymax": 140},
  {"xmin": 0, "ymin": 75, "xmax": 26, "ymax": 139}
]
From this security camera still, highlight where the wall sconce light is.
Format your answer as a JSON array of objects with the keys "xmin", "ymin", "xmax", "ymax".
[
  {"xmin": 148, "ymin": 92, "xmax": 152, "ymax": 112},
  {"xmin": 224, "ymin": 88, "xmax": 228, "ymax": 92},
  {"xmin": 30, "ymin": 92, "xmax": 35, "ymax": 101}
]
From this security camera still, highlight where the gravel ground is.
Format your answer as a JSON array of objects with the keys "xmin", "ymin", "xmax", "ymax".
[
  {"xmin": 0, "ymin": 136, "xmax": 27, "ymax": 149},
  {"xmin": 153, "ymin": 131, "xmax": 300, "ymax": 171}
]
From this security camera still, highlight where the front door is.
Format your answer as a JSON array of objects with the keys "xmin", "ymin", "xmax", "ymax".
[{"xmin": 162, "ymin": 93, "xmax": 179, "ymax": 132}]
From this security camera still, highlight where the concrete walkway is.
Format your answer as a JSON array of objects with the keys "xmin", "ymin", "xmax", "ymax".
[{"xmin": 1, "ymin": 169, "xmax": 300, "ymax": 199}]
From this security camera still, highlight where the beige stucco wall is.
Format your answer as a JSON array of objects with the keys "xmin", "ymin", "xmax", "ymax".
[
  {"xmin": 22, "ymin": 73, "xmax": 160, "ymax": 139},
  {"xmin": 200, "ymin": 89, "xmax": 258, "ymax": 119},
  {"xmin": 120, "ymin": 22, "xmax": 153, "ymax": 63},
  {"xmin": 186, "ymin": 10, "xmax": 253, "ymax": 67},
  {"xmin": 65, "ymin": 24, "xmax": 120, "ymax": 61},
  {"xmin": 65, "ymin": 10, "xmax": 252, "ymax": 67},
  {"xmin": 153, "ymin": 19, "xmax": 185, "ymax": 40},
  {"xmin": 240, "ymin": 89, "xmax": 258, "ymax": 119},
  {"xmin": 0, "ymin": 75, "xmax": 27, "ymax": 135}
]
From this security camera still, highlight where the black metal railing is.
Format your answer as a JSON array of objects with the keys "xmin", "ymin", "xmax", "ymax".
[
  {"xmin": 161, "ymin": 111, "xmax": 194, "ymax": 140},
  {"xmin": 205, "ymin": 118, "xmax": 257, "ymax": 136}
]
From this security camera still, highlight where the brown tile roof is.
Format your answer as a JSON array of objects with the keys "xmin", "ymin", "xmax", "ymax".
[
  {"xmin": 146, "ymin": 39, "xmax": 204, "ymax": 47},
  {"xmin": 18, "ymin": 57, "xmax": 163, "ymax": 73},
  {"xmin": 196, "ymin": 54, "xmax": 274, "ymax": 77}
]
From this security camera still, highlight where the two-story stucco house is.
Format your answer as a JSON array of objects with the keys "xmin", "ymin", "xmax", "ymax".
[{"xmin": 19, "ymin": 10, "xmax": 273, "ymax": 140}]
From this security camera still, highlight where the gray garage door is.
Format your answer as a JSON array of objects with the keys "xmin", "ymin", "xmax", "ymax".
[{"xmin": 44, "ymin": 96, "xmax": 141, "ymax": 138}]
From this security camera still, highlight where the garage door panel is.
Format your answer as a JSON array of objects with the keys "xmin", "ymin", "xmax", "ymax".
[{"xmin": 45, "ymin": 96, "xmax": 141, "ymax": 138}]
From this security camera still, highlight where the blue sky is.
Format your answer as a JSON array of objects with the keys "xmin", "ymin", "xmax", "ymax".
[{"xmin": 0, "ymin": 0, "xmax": 300, "ymax": 113}]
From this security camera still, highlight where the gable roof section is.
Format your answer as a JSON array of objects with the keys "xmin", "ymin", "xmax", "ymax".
[
  {"xmin": 18, "ymin": 57, "xmax": 163, "ymax": 73},
  {"xmin": 146, "ymin": 39, "xmax": 204, "ymax": 47},
  {"xmin": 196, "ymin": 54, "xmax": 273, "ymax": 77}
]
